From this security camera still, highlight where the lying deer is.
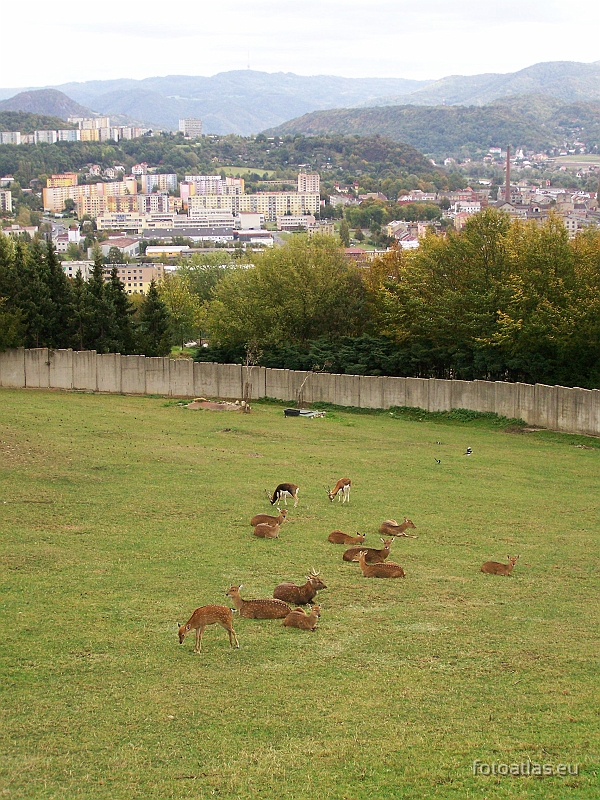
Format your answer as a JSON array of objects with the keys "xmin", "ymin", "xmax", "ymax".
[
  {"xmin": 266, "ymin": 483, "xmax": 299, "ymax": 508},
  {"xmin": 328, "ymin": 530, "xmax": 365, "ymax": 545},
  {"xmin": 253, "ymin": 522, "xmax": 279, "ymax": 539},
  {"xmin": 226, "ymin": 585, "xmax": 291, "ymax": 619},
  {"xmin": 273, "ymin": 570, "xmax": 327, "ymax": 605},
  {"xmin": 283, "ymin": 605, "xmax": 321, "ymax": 631},
  {"xmin": 178, "ymin": 605, "xmax": 240, "ymax": 653},
  {"xmin": 379, "ymin": 518, "xmax": 417, "ymax": 537},
  {"xmin": 481, "ymin": 555, "xmax": 520, "ymax": 576},
  {"xmin": 250, "ymin": 508, "xmax": 287, "ymax": 527},
  {"xmin": 325, "ymin": 478, "xmax": 351, "ymax": 503},
  {"xmin": 343, "ymin": 538, "xmax": 393, "ymax": 563},
  {"xmin": 358, "ymin": 550, "xmax": 405, "ymax": 578}
]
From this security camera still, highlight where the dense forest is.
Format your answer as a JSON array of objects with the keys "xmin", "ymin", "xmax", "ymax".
[{"xmin": 0, "ymin": 111, "xmax": 77, "ymax": 134}]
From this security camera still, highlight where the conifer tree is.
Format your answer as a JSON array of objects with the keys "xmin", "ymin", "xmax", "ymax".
[
  {"xmin": 105, "ymin": 265, "xmax": 137, "ymax": 354},
  {"xmin": 84, "ymin": 255, "xmax": 117, "ymax": 353},
  {"xmin": 13, "ymin": 239, "xmax": 54, "ymax": 348},
  {"xmin": 68, "ymin": 269, "xmax": 89, "ymax": 351},
  {"xmin": 138, "ymin": 279, "xmax": 171, "ymax": 356},
  {"xmin": 43, "ymin": 242, "xmax": 73, "ymax": 348}
]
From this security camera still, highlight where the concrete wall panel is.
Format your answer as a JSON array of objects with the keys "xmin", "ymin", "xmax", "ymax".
[
  {"xmin": 288, "ymin": 370, "xmax": 310, "ymax": 404},
  {"xmin": 516, "ymin": 383, "xmax": 535, "ymax": 424},
  {"xmin": 246, "ymin": 366, "xmax": 266, "ymax": 400},
  {"xmin": 218, "ymin": 364, "xmax": 242, "ymax": 399},
  {"xmin": 49, "ymin": 349, "xmax": 73, "ymax": 389},
  {"xmin": 428, "ymin": 379, "xmax": 452, "ymax": 412},
  {"xmin": 476, "ymin": 380, "xmax": 496, "ymax": 413},
  {"xmin": 533, "ymin": 384, "xmax": 558, "ymax": 430},
  {"xmin": 96, "ymin": 353, "xmax": 121, "ymax": 393},
  {"xmin": 382, "ymin": 377, "xmax": 406, "ymax": 409},
  {"xmin": 556, "ymin": 386, "xmax": 579, "ymax": 434},
  {"xmin": 573, "ymin": 388, "xmax": 593, "ymax": 436},
  {"xmin": 145, "ymin": 357, "xmax": 170, "ymax": 396},
  {"xmin": 169, "ymin": 359, "xmax": 194, "ymax": 397},
  {"xmin": 24, "ymin": 348, "xmax": 50, "ymax": 388},
  {"xmin": 451, "ymin": 380, "xmax": 478, "ymax": 410},
  {"xmin": 360, "ymin": 376, "xmax": 384, "ymax": 409},
  {"xmin": 405, "ymin": 377, "xmax": 429, "ymax": 410},
  {"xmin": 265, "ymin": 369, "xmax": 289, "ymax": 401},
  {"xmin": 73, "ymin": 351, "xmax": 97, "ymax": 391},
  {"xmin": 194, "ymin": 362, "xmax": 219, "ymax": 397},
  {"xmin": 121, "ymin": 355, "xmax": 146, "ymax": 394},
  {"xmin": 0, "ymin": 347, "xmax": 25, "ymax": 387},
  {"xmin": 495, "ymin": 382, "xmax": 517, "ymax": 420},
  {"xmin": 591, "ymin": 391, "xmax": 600, "ymax": 437},
  {"xmin": 335, "ymin": 374, "xmax": 361, "ymax": 407}
]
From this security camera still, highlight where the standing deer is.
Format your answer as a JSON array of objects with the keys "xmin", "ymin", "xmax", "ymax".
[
  {"xmin": 266, "ymin": 483, "xmax": 299, "ymax": 508},
  {"xmin": 283, "ymin": 605, "xmax": 321, "ymax": 631},
  {"xmin": 178, "ymin": 605, "xmax": 240, "ymax": 653},
  {"xmin": 273, "ymin": 570, "xmax": 327, "ymax": 605},
  {"xmin": 357, "ymin": 550, "xmax": 405, "ymax": 578},
  {"xmin": 328, "ymin": 530, "xmax": 365, "ymax": 545},
  {"xmin": 343, "ymin": 538, "xmax": 393, "ymax": 563},
  {"xmin": 250, "ymin": 508, "xmax": 287, "ymax": 527},
  {"xmin": 325, "ymin": 478, "xmax": 351, "ymax": 503},
  {"xmin": 481, "ymin": 555, "xmax": 520, "ymax": 576},
  {"xmin": 253, "ymin": 522, "xmax": 280, "ymax": 538},
  {"xmin": 379, "ymin": 518, "xmax": 417, "ymax": 537},
  {"xmin": 225, "ymin": 585, "xmax": 291, "ymax": 619}
]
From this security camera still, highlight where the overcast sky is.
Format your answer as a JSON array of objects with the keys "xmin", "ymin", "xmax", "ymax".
[{"xmin": 2, "ymin": 0, "xmax": 600, "ymax": 88}]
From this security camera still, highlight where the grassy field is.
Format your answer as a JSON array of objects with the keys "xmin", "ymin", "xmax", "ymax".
[{"xmin": 0, "ymin": 390, "xmax": 598, "ymax": 799}]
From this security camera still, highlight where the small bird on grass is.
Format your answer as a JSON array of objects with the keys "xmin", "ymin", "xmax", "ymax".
[
  {"xmin": 435, "ymin": 458, "xmax": 441, "ymax": 464},
  {"xmin": 464, "ymin": 447, "xmax": 472, "ymax": 456}
]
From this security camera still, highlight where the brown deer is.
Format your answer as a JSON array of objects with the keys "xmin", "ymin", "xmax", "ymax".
[
  {"xmin": 178, "ymin": 605, "xmax": 240, "ymax": 653},
  {"xmin": 273, "ymin": 570, "xmax": 327, "ymax": 605},
  {"xmin": 328, "ymin": 530, "xmax": 365, "ymax": 545},
  {"xmin": 379, "ymin": 518, "xmax": 417, "ymax": 537},
  {"xmin": 343, "ymin": 538, "xmax": 393, "ymax": 563},
  {"xmin": 357, "ymin": 550, "xmax": 405, "ymax": 578},
  {"xmin": 253, "ymin": 522, "xmax": 279, "ymax": 539},
  {"xmin": 283, "ymin": 605, "xmax": 321, "ymax": 631},
  {"xmin": 325, "ymin": 478, "xmax": 351, "ymax": 503},
  {"xmin": 266, "ymin": 483, "xmax": 299, "ymax": 508},
  {"xmin": 481, "ymin": 555, "xmax": 520, "ymax": 576},
  {"xmin": 225, "ymin": 585, "xmax": 291, "ymax": 619},
  {"xmin": 250, "ymin": 508, "xmax": 287, "ymax": 527}
]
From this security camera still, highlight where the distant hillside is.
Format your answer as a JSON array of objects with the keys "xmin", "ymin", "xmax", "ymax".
[
  {"xmin": 0, "ymin": 89, "xmax": 91, "ymax": 121},
  {"xmin": 362, "ymin": 60, "xmax": 600, "ymax": 107},
  {"xmin": 0, "ymin": 111, "xmax": 77, "ymax": 133},
  {"xmin": 267, "ymin": 95, "xmax": 600, "ymax": 158}
]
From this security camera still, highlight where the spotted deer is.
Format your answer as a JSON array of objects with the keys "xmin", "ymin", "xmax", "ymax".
[
  {"xmin": 379, "ymin": 518, "xmax": 417, "ymax": 537},
  {"xmin": 273, "ymin": 570, "xmax": 327, "ymax": 605},
  {"xmin": 481, "ymin": 555, "xmax": 520, "ymax": 576},
  {"xmin": 343, "ymin": 538, "xmax": 393, "ymax": 563},
  {"xmin": 283, "ymin": 605, "xmax": 321, "ymax": 631},
  {"xmin": 178, "ymin": 605, "xmax": 240, "ymax": 653},
  {"xmin": 328, "ymin": 530, "xmax": 365, "ymax": 545},
  {"xmin": 325, "ymin": 478, "xmax": 351, "ymax": 503},
  {"xmin": 357, "ymin": 550, "xmax": 405, "ymax": 578},
  {"xmin": 250, "ymin": 508, "xmax": 287, "ymax": 527},
  {"xmin": 225, "ymin": 585, "xmax": 291, "ymax": 619},
  {"xmin": 266, "ymin": 483, "xmax": 299, "ymax": 508}
]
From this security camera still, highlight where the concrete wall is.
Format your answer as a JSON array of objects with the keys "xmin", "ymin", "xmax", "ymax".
[{"xmin": 1, "ymin": 348, "xmax": 600, "ymax": 436}]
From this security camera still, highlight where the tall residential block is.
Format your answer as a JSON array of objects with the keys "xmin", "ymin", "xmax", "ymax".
[
  {"xmin": 0, "ymin": 190, "xmax": 13, "ymax": 212},
  {"xmin": 297, "ymin": 172, "xmax": 320, "ymax": 193},
  {"xmin": 141, "ymin": 173, "xmax": 178, "ymax": 194},
  {"xmin": 179, "ymin": 119, "xmax": 203, "ymax": 138}
]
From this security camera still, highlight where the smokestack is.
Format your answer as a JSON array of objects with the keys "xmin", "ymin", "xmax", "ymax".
[{"xmin": 505, "ymin": 146, "xmax": 511, "ymax": 204}]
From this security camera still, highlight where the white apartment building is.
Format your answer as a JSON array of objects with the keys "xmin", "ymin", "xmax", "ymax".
[
  {"xmin": 0, "ymin": 190, "xmax": 13, "ymax": 212},
  {"xmin": 1, "ymin": 131, "xmax": 21, "ymax": 145},
  {"xmin": 297, "ymin": 172, "xmax": 320, "ymax": 193},
  {"xmin": 61, "ymin": 261, "xmax": 94, "ymax": 281},
  {"xmin": 185, "ymin": 208, "xmax": 236, "ymax": 227},
  {"xmin": 277, "ymin": 214, "xmax": 316, "ymax": 230},
  {"xmin": 68, "ymin": 117, "xmax": 111, "ymax": 129},
  {"xmin": 95, "ymin": 213, "xmax": 145, "ymax": 233},
  {"xmin": 57, "ymin": 129, "xmax": 81, "ymax": 142},
  {"xmin": 141, "ymin": 173, "xmax": 178, "ymax": 194},
  {"xmin": 35, "ymin": 130, "xmax": 58, "ymax": 144},
  {"xmin": 137, "ymin": 193, "xmax": 172, "ymax": 214},
  {"xmin": 179, "ymin": 119, "xmax": 203, "ymax": 138}
]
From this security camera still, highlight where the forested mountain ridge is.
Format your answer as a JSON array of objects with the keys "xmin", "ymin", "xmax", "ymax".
[
  {"xmin": 0, "ymin": 90, "xmax": 91, "ymax": 121},
  {"xmin": 0, "ymin": 111, "xmax": 77, "ymax": 134}
]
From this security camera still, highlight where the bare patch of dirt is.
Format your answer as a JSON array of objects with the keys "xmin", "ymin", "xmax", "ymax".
[{"xmin": 186, "ymin": 401, "xmax": 242, "ymax": 412}]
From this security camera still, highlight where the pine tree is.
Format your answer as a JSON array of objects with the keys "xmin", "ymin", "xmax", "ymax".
[
  {"xmin": 105, "ymin": 265, "xmax": 137, "ymax": 354},
  {"xmin": 43, "ymin": 242, "xmax": 73, "ymax": 348},
  {"xmin": 68, "ymin": 269, "xmax": 89, "ymax": 351},
  {"xmin": 14, "ymin": 239, "xmax": 54, "ymax": 348},
  {"xmin": 138, "ymin": 279, "xmax": 171, "ymax": 356},
  {"xmin": 84, "ymin": 256, "xmax": 118, "ymax": 353}
]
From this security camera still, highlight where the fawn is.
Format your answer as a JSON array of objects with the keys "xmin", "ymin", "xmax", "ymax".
[
  {"xmin": 283, "ymin": 605, "xmax": 321, "ymax": 631},
  {"xmin": 481, "ymin": 555, "xmax": 520, "ymax": 576},
  {"xmin": 178, "ymin": 605, "xmax": 240, "ymax": 653},
  {"xmin": 253, "ymin": 522, "xmax": 280, "ymax": 538}
]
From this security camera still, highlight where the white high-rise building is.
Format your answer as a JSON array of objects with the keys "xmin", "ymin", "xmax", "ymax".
[
  {"xmin": 298, "ymin": 172, "xmax": 320, "ymax": 193},
  {"xmin": 179, "ymin": 119, "xmax": 203, "ymax": 139}
]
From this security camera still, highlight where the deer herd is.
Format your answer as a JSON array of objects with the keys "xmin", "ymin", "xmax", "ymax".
[{"xmin": 178, "ymin": 476, "xmax": 520, "ymax": 653}]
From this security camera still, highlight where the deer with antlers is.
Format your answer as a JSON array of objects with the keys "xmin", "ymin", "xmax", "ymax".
[
  {"xmin": 225, "ymin": 585, "xmax": 291, "ymax": 619},
  {"xmin": 328, "ymin": 530, "xmax": 365, "ymax": 545},
  {"xmin": 273, "ymin": 570, "xmax": 327, "ymax": 605},
  {"xmin": 283, "ymin": 605, "xmax": 321, "ymax": 631},
  {"xmin": 357, "ymin": 550, "xmax": 405, "ymax": 578},
  {"xmin": 379, "ymin": 517, "xmax": 417, "ymax": 537},
  {"xmin": 325, "ymin": 478, "xmax": 351, "ymax": 503},
  {"xmin": 266, "ymin": 483, "xmax": 299, "ymax": 508},
  {"xmin": 343, "ymin": 538, "xmax": 393, "ymax": 564},
  {"xmin": 178, "ymin": 606, "xmax": 240, "ymax": 653}
]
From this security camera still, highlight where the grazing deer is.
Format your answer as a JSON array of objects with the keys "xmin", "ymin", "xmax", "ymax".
[
  {"xmin": 250, "ymin": 508, "xmax": 287, "ymax": 527},
  {"xmin": 328, "ymin": 530, "xmax": 365, "ymax": 545},
  {"xmin": 325, "ymin": 478, "xmax": 351, "ymax": 503},
  {"xmin": 273, "ymin": 570, "xmax": 327, "ymax": 605},
  {"xmin": 253, "ymin": 522, "xmax": 280, "ymax": 539},
  {"xmin": 379, "ymin": 517, "xmax": 417, "ymax": 537},
  {"xmin": 357, "ymin": 550, "xmax": 405, "ymax": 578},
  {"xmin": 266, "ymin": 483, "xmax": 299, "ymax": 508},
  {"xmin": 481, "ymin": 555, "xmax": 520, "ymax": 576},
  {"xmin": 343, "ymin": 538, "xmax": 393, "ymax": 563},
  {"xmin": 283, "ymin": 605, "xmax": 321, "ymax": 631},
  {"xmin": 225, "ymin": 585, "xmax": 291, "ymax": 619},
  {"xmin": 178, "ymin": 605, "xmax": 240, "ymax": 653}
]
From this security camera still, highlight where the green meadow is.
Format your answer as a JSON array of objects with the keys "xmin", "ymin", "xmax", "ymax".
[{"xmin": 0, "ymin": 389, "xmax": 598, "ymax": 799}]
